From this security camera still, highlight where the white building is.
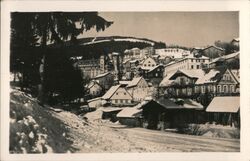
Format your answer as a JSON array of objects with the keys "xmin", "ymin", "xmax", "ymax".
[
  {"xmin": 141, "ymin": 57, "xmax": 157, "ymax": 69},
  {"xmin": 155, "ymin": 48, "xmax": 190, "ymax": 59},
  {"xmin": 164, "ymin": 54, "xmax": 210, "ymax": 75},
  {"xmin": 126, "ymin": 77, "xmax": 150, "ymax": 102}
]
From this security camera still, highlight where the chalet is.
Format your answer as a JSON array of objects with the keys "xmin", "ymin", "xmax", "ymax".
[
  {"xmin": 206, "ymin": 96, "xmax": 240, "ymax": 127},
  {"xmin": 126, "ymin": 77, "xmax": 149, "ymax": 102},
  {"xmin": 116, "ymin": 107, "xmax": 142, "ymax": 127},
  {"xmin": 93, "ymin": 72, "xmax": 114, "ymax": 91},
  {"xmin": 141, "ymin": 57, "xmax": 157, "ymax": 69},
  {"xmin": 102, "ymin": 85, "xmax": 133, "ymax": 107},
  {"xmin": 191, "ymin": 46, "xmax": 225, "ymax": 59},
  {"xmin": 139, "ymin": 97, "xmax": 204, "ymax": 130},
  {"xmin": 85, "ymin": 80, "xmax": 103, "ymax": 97},
  {"xmin": 201, "ymin": 45, "xmax": 225, "ymax": 59},
  {"xmin": 140, "ymin": 64, "xmax": 165, "ymax": 86},
  {"xmin": 163, "ymin": 69, "xmax": 205, "ymax": 98},
  {"xmin": 195, "ymin": 68, "xmax": 240, "ymax": 96},
  {"xmin": 209, "ymin": 52, "xmax": 239, "ymax": 69}
]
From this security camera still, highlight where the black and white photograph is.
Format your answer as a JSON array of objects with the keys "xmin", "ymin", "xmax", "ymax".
[{"xmin": 1, "ymin": 1, "xmax": 250, "ymax": 161}]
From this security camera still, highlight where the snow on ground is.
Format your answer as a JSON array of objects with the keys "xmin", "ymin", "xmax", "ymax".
[{"xmin": 9, "ymin": 88, "xmax": 240, "ymax": 153}]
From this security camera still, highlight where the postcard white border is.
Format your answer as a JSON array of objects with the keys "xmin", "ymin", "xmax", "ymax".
[{"xmin": 1, "ymin": 1, "xmax": 250, "ymax": 161}]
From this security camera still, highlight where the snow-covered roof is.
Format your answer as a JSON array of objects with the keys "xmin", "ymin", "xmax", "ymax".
[
  {"xmin": 119, "ymin": 81, "xmax": 131, "ymax": 85},
  {"xmin": 185, "ymin": 54, "xmax": 209, "ymax": 59},
  {"xmin": 94, "ymin": 72, "xmax": 111, "ymax": 79},
  {"xmin": 195, "ymin": 69, "xmax": 220, "ymax": 84},
  {"xmin": 87, "ymin": 97, "xmax": 102, "ymax": 103},
  {"xmin": 170, "ymin": 69, "xmax": 205, "ymax": 80},
  {"xmin": 202, "ymin": 45, "xmax": 225, "ymax": 51},
  {"xmin": 232, "ymin": 38, "xmax": 239, "ymax": 42},
  {"xmin": 210, "ymin": 52, "xmax": 239, "ymax": 64},
  {"xmin": 231, "ymin": 69, "xmax": 240, "ymax": 82},
  {"xmin": 140, "ymin": 64, "xmax": 163, "ymax": 71},
  {"xmin": 182, "ymin": 99, "xmax": 203, "ymax": 109},
  {"xmin": 102, "ymin": 107, "xmax": 123, "ymax": 113},
  {"xmin": 206, "ymin": 96, "xmax": 240, "ymax": 113},
  {"xmin": 112, "ymin": 52, "xmax": 120, "ymax": 56},
  {"xmin": 159, "ymin": 72, "xmax": 176, "ymax": 87},
  {"xmin": 116, "ymin": 107, "xmax": 142, "ymax": 118},
  {"xmin": 156, "ymin": 97, "xmax": 185, "ymax": 109},
  {"xmin": 127, "ymin": 77, "xmax": 143, "ymax": 88},
  {"xmin": 85, "ymin": 80, "xmax": 101, "ymax": 89},
  {"xmin": 150, "ymin": 64, "xmax": 164, "ymax": 72},
  {"xmin": 130, "ymin": 59, "xmax": 139, "ymax": 63},
  {"xmin": 102, "ymin": 85, "xmax": 121, "ymax": 100}
]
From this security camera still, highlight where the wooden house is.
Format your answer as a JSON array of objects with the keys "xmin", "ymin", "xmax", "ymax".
[
  {"xmin": 201, "ymin": 45, "xmax": 225, "ymax": 59},
  {"xmin": 195, "ymin": 68, "xmax": 240, "ymax": 96},
  {"xmin": 126, "ymin": 77, "xmax": 149, "ymax": 102},
  {"xmin": 85, "ymin": 80, "xmax": 103, "ymax": 98},
  {"xmin": 206, "ymin": 96, "xmax": 240, "ymax": 127},
  {"xmin": 93, "ymin": 72, "xmax": 114, "ymax": 91},
  {"xmin": 116, "ymin": 107, "xmax": 142, "ymax": 127},
  {"xmin": 164, "ymin": 69, "xmax": 204, "ymax": 98},
  {"xmin": 139, "ymin": 97, "xmax": 203, "ymax": 130},
  {"xmin": 139, "ymin": 64, "xmax": 165, "ymax": 86},
  {"xmin": 102, "ymin": 85, "xmax": 133, "ymax": 107}
]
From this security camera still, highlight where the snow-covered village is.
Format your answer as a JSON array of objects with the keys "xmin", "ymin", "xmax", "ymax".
[{"xmin": 8, "ymin": 12, "xmax": 240, "ymax": 153}]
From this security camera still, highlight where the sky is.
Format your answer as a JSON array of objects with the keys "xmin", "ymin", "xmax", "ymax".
[{"xmin": 80, "ymin": 12, "xmax": 239, "ymax": 48}]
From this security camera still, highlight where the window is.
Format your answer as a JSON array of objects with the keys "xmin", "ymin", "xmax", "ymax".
[
  {"xmin": 115, "ymin": 100, "xmax": 118, "ymax": 103},
  {"xmin": 191, "ymin": 59, "xmax": 193, "ymax": 62},
  {"xmin": 217, "ymin": 85, "xmax": 221, "ymax": 93},
  {"xmin": 124, "ymin": 92, "xmax": 126, "ymax": 95},
  {"xmin": 125, "ymin": 100, "xmax": 128, "ymax": 103},
  {"xmin": 120, "ymin": 100, "xmax": 123, "ymax": 103},
  {"xmin": 197, "ymin": 65, "xmax": 199, "ymax": 69},
  {"xmin": 116, "ymin": 92, "xmax": 118, "ymax": 95},
  {"xmin": 230, "ymin": 85, "xmax": 235, "ymax": 93},
  {"xmin": 224, "ymin": 85, "xmax": 228, "ymax": 93},
  {"xmin": 191, "ymin": 65, "xmax": 194, "ymax": 69}
]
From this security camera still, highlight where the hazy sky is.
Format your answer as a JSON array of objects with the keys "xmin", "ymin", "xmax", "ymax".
[{"xmin": 80, "ymin": 12, "xmax": 239, "ymax": 47}]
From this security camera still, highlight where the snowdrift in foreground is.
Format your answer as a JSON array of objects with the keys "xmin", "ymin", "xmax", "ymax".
[{"xmin": 10, "ymin": 89, "xmax": 73, "ymax": 153}]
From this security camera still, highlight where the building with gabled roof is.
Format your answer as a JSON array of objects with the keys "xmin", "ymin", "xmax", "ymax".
[
  {"xmin": 126, "ymin": 77, "xmax": 150, "ymax": 102},
  {"xmin": 85, "ymin": 80, "xmax": 103, "ymax": 98},
  {"xmin": 195, "ymin": 68, "xmax": 240, "ymax": 96},
  {"xmin": 93, "ymin": 72, "xmax": 114, "ymax": 91},
  {"xmin": 209, "ymin": 52, "xmax": 239, "ymax": 69},
  {"xmin": 139, "ymin": 64, "xmax": 165, "ymax": 87},
  {"xmin": 102, "ymin": 84, "xmax": 133, "ymax": 106},
  {"xmin": 191, "ymin": 45, "xmax": 225, "ymax": 59},
  {"xmin": 162, "ymin": 69, "xmax": 205, "ymax": 98},
  {"xmin": 206, "ymin": 96, "xmax": 240, "ymax": 127}
]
